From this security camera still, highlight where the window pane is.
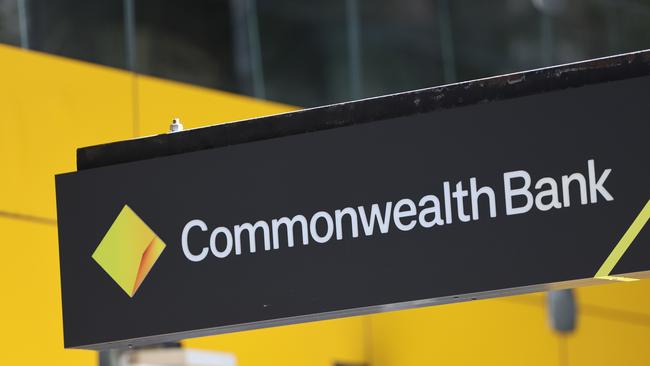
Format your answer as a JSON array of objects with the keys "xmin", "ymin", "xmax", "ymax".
[
  {"xmin": 257, "ymin": 0, "xmax": 349, "ymax": 106},
  {"xmin": 0, "ymin": 0, "xmax": 20, "ymax": 46},
  {"xmin": 256, "ymin": 0, "xmax": 450, "ymax": 106},
  {"xmin": 28, "ymin": 0, "xmax": 125, "ymax": 68},
  {"xmin": 359, "ymin": 0, "xmax": 444, "ymax": 98},
  {"xmin": 451, "ymin": 0, "xmax": 650, "ymax": 81},
  {"xmin": 135, "ymin": 0, "xmax": 237, "ymax": 92},
  {"xmin": 451, "ymin": 0, "xmax": 540, "ymax": 81},
  {"xmin": 552, "ymin": 1, "xmax": 650, "ymax": 61}
]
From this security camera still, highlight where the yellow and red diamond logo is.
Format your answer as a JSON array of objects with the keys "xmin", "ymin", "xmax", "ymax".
[{"xmin": 91, "ymin": 205, "xmax": 166, "ymax": 297}]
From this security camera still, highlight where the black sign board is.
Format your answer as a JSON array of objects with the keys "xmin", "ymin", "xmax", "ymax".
[{"xmin": 56, "ymin": 51, "xmax": 650, "ymax": 350}]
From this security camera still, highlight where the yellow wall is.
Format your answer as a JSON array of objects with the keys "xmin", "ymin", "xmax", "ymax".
[
  {"xmin": 1, "ymin": 43, "xmax": 649, "ymax": 366},
  {"xmin": 367, "ymin": 281, "xmax": 650, "ymax": 366}
]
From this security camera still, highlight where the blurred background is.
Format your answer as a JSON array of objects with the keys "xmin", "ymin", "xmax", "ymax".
[
  {"xmin": 0, "ymin": 0, "xmax": 649, "ymax": 365},
  {"xmin": 2, "ymin": 0, "xmax": 650, "ymax": 106}
]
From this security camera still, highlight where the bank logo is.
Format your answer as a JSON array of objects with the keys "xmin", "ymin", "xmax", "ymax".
[{"xmin": 92, "ymin": 205, "xmax": 166, "ymax": 297}]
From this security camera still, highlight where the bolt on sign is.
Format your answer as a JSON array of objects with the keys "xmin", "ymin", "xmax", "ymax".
[{"xmin": 56, "ymin": 50, "xmax": 650, "ymax": 350}]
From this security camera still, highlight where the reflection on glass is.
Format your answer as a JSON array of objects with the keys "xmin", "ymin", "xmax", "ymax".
[
  {"xmin": 0, "ymin": 0, "xmax": 20, "ymax": 47},
  {"xmin": 135, "ymin": 0, "xmax": 237, "ymax": 93},
  {"xmin": 0, "ymin": 0, "xmax": 648, "ymax": 107},
  {"xmin": 359, "ymin": 0, "xmax": 444, "ymax": 99},
  {"xmin": 28, "ymin": 0, "xmax": 125, "ymax": 68},
  {"xmin": 257, "ymin": 0, "xmax": 349, "ymax": 106}
]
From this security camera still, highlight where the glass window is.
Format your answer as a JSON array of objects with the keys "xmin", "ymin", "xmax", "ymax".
[
  {"xmin": 27, "ymin": 0, "xmax": 126, "ymax": 69},
  {"xmin": 451, "ymin": 0, "xmax": 540, "ymax": 81},
  {"xmin": 257, "ymin": 0, "xmax": 349, "ymax": 106},
  {"xmin": 256, "ymin": 0, "xmax": 446, "ymax": 107},
  {"xmin": 552, "ymin": 1, "xmax": 650, "ymax": 62},
  {"xmin": 359, "ymin": 0, "xmax": 445, "ymax": 98},
  {"xmin": 0, "ymin": 0, "xmax": 21, "ymax": 47},
  {"xmin": 5, "ymin": 0, "xmax": 650, "ymax": 108},
  {"xmin": 451, "ymin": 0, "xmax": 650, "ymax": 81},
  {"xmin": 135, "ymin": 0, "xmax": 237, "ymax": 93}
]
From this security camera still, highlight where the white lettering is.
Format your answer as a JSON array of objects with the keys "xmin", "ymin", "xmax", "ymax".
[
  {"xmin": 234, "ymin": 221, "xmax": 271, "ymax": 254},
  {"xmin": 182, "ymin": 160, "xmax": 615, "ymax": 262},
  {"xmin": 335, "ymin": 208, "xmax": 359, "ymax": 240},
  {"xmin": 181, "ymin": 219, "xmax": 209, "ymax": 262},
  {"xmin": 210, "ymin": 227, "xmax": 233, "ymax": 258},
  {"xmin": 470, "ymin": 177, "xmax": 496, "ymax": 220},
  {"xmin": 358, "ymin": 202, "xmax": 393, "ymax": 235},
  {"xmin": 534, "ymin": 177, "xmax": 562, "ymax": 211},
  {"xmin": 310, "ymin": 211, "xmax": 334, "ymax": 243},
  {"xmin": 588, "ymin": 159, "xmax": 613, "ymax": 203},
  {"xmin": 504, "ymin": 170, "xmax": 533, "ymax": 215},
  {"xmin": 272, "ymin": 215, "xmax": 309, "ymax": 248},
  {"xmin": 561, "ymin": 172, "xmax": 588, "ymax": 207},
  {"xmin": 393, "ymin": 199, "xmax": 417, "ymax": 231},
  {"xmin": 418, "ymin": 195, "xmax": 444, "ymax": 228}
]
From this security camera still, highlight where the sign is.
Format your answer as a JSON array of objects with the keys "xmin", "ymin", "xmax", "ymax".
[{"xmin": 56, "ymin": 52, "xmax": 650, "ymax": 350}]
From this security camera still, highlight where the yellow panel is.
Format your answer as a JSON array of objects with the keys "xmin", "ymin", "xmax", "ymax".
[
  {"xmin": 0, "ymin": 217, "xmax": 95, "ymax": 364},
  {"xmin": 136, "ymin": 75, "xmax": 296, "ymax": 136},
  {"xmin": 576, "ymin": 280, "xmax": 650, "ymax": 316},
  {"xmin": 567, "ymin": 308, "xmax": 650, "ymax": 365},
  {"xmin": 184, "ymin": 316, "xmax": 368, "ymax": 366},
  {"xmin": 0, "ymin": 44, "xmax": 134, "ymax": 219},
  {"xmin": 369, "ymin": 296, "xmax": 559, "ymax": 366}
]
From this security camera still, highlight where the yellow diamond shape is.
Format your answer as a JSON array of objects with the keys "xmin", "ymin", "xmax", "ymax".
[{"xmin": 92, "ymin": 205, "xmax": 166, "ymax": 297}]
